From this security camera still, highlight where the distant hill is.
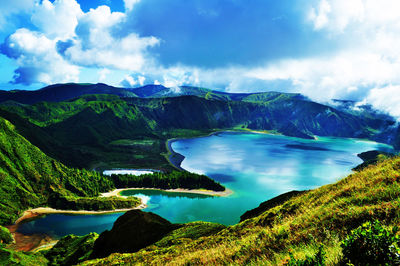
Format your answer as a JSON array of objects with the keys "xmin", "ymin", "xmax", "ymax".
[
  {"xmin": 0, "ymin": 83, "xmax": 137, "ymax": 104},
  {"xmin": 0, "ymin": 83, "xmax": 308, "ymax": 104},
  {"xmin": 0, "ymin": 82, "xmax": 396, "ymax": 170},
  {"xmin": 0, "ymin": 91, "xmax": 396, "ymax": 170}
]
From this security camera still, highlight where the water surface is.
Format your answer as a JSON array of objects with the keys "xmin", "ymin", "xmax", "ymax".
[{"xmin": 18, "ymin": 132, "xmax": 393, "ymax": 237}]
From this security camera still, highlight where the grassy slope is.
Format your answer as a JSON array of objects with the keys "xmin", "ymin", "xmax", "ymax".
[
  {"xmin": 82, "ymin": 156, "xmax": 400, "ymax": 265},
  {"xmin": 0, "ymin": 116, "xmax": 140, "ymax": 225}
]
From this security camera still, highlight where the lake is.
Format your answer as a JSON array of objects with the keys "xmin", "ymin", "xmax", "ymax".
[{"xmin": 17, "ymin": 132, "xmax": 393, "ymax": 238}]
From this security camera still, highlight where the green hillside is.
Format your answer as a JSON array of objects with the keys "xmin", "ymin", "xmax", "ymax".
[
  {"xmin": 0, "ymin": 116, "xmax": 139, "ymax": 225},
  {"xmin": 79, "ymin": 155, "xmax": 400, "ymax": 265},
  {"xmin": 0, "ymin": 83, "xmax": 137, "ymax": 105},
  {"xmin": 0, "ymin": 92, "xmax": 394, "ymax": 170},
  {"xmin": 0, "ymin": 115, "xmax": 226, "ymax": 225}
]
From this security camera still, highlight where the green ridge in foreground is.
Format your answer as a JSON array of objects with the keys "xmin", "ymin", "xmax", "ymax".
[
  {"xmin": 0, "ymin": 117, "xmax": 139, "ymax": 225},
  {"xmin": 80, "ymin": 156, "xmax": 400, "ymax": 265}
]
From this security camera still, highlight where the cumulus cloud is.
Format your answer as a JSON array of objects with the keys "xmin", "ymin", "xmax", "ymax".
[
  {"xmin": 2, "ymin": 0, "xmax": 400, "ymax": 120},
  {"xmin": 247, "ymin": 50, "xmax": 400, "ymax": 101},
  {"xmin": 308, "ymin": 0, "xmax": 364, "ymax": 32},
  {"xmin": 0, "ymin": 0, "xmax": 83, "ymax": 85},
  {"xmin": 121, "ymin": 74, "xmax": 146, "ymax": 87},
  {"xmin": 308, "ymin": 0, "xmax": 400, "ymax": 33},
  {"xmin": 1, "ymin": 0, "xmax": 159, "ymax": 85},
  {"xmin": 1, "ymin": 28, "xmax": 79, "ymax": 84},
  {"xmin": 56, "ymin": 5, "xmax": 160, "ymax": 71},
  {"xmin": 31, "ymin": 0, "xmax": 83, "ymax": 39},
  {"xmin": 254, "ymin": 0, "xmax": 400, "ymax": 117},
  {"xmin": 365, "ymin": 85, "xmax": 400, "ymax": 118}
]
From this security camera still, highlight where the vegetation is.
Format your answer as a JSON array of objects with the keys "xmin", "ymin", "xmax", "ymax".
[
  {"xmin": 341, "ymin": 220, "xmax": 400, "ymax": 265},
  {"xmin": 48, "ymin": 213, "xmax": 226, "ymax": 262},
  {"xmin": 0, "ymin": 226, "xmax": 13, "ymax": 245},
  {"xmin": 43, "ymin": 233, "xmax": 98, "ymax": 266},
  {"xmin": 90, "ymin": 210, "xmax": 178, "ymax": 259},
  {"xmin": 48, "ymin": 195, "xmax": 140, "ymax": 211},
  {"xmin": 0, "ymin": 84, "xmax": 395, "ymax": 171},
  {"xmin": 111, "ymin": 171, "xmax": 225, "ymax": 191},
  {"xmin": 285, "ymin": 245, "xmax": 326, "ymax": 266},
  {"xmin": 0, "ymin": 84, "xmax": 399, "ymax": 265},
  {"xmin": 153, "ymin": 222, "xmax": 226, "ymax": 248},
  {"xmin": 81, "ymin": 156, "xmax": 400, "ymax": 265},
  {"xmin": 0, "ymin": 83, "xmax": 137, "ymax": 105},
  {"xmin": 0, "ymin": 247, "xmax": 47, "ymax": 265},
  {"xmin": 0, "ymin": 116, "xmax": 138, "ymax": 225},
  {"xmin": 353, "ymin": 150, "xmax": 393, "ymax": 171}
]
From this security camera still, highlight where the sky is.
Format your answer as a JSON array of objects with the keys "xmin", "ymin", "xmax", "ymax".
[{"xmin": 1, "ymin": 0, "xmax": 400, "ymax": 117}]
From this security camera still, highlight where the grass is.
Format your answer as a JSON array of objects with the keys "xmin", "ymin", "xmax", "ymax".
[
  {"xmin": 81, "ymin": 156, "xmax": 400, "ymax": 265},
  {"xmin": 43, "ymin": 233, "xmax": 98, "ymax": 265},
  {"xmin": 109, "ymin": 139, "xmax": 157, "ymax": 146}
]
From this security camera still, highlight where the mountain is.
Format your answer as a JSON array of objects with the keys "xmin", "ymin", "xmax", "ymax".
[
  {"xmin": 0, "ymin": 82, "xmax": 307, "ymax": 104},
  {"xmin": 35, "ymin": 155, "xmax": 400, "ymax": 265},
  {"xmin": 0, "ymin": 83, "xmax": 137, "ymax": 104},
  {"xmin": 128, "ymin": 84, "xmax": 170, "ymax": 97},
  {"xmin": 0, "ymin": 90, "xmax": 396, "ymax": 169},
  {"xmin": 0, "ymin": 116, "xmax": 139, "ymax": 225}
]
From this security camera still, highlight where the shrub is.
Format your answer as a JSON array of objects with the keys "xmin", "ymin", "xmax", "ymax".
[
  {"xmin": 341, "ymin": 220, "xmax": 400, "ymax": 265},
  {"xmin": 0, "ymin": 226, "xmax": 13, "ymax": 245}
]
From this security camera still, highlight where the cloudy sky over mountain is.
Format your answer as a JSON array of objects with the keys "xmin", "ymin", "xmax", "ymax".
[{"xmin": 1, "ymin": 0, "xmax": 400, "ymax": 116}]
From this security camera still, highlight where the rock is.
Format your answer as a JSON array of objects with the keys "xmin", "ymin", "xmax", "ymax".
[{"xmin": 90, "ymin": 210, "xmax": 178, "ymax": 259}]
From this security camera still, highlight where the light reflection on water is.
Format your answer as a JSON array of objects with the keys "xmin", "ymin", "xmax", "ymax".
[{"xmin": 18, "ymin": 132, "xmax": 393, "ymax": 237}]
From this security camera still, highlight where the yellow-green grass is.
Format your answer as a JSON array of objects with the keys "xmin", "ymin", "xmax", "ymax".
[{"xmin": 82, "ymin": 156, "xmax": 400, "ymax": 265}]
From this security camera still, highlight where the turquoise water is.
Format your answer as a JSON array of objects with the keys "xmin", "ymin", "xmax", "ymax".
[{"xmin": 17, "ymin": 132, "xmax": 393, "ymax": 238}]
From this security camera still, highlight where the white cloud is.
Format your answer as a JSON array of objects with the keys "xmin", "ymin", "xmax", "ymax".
[
  {"xmin": 98, "ymin": 68, "xmax": 110, "ymax": 82},
  {"xmin": 365, "ymin": 85, "xmax": 400, "ymax": 118},
  {"xmin": 2, "ymin": 0, "xmax": 400, "ymax": 121},
  {"xmin": 1, "ymin": 0, "xmax": 159, "ymax": 85},
  {"xmin": 0, "ymin": 0, "xmax": 35, "ymax": 30},
  {"xmin": 247, "ymin": 50, "xmax": 400, "ymax": 102},
  {"xmin": 31, "ymin": 0, "xmax": 83, "ymax": 39},
  {"xmin": 121, "ymin": 74, "xmax": 146, "ymax": 87},
  {"xmin": 308, "ymin": 0, "xmax": 400, "ymax": 33},
  {"xmin": 124, "ymin": 0, "xmax": 141, "ymax": 11},
  {"xmin": 1, "ymin": 28, "xmax": 79, "ymax": 84},
  {"xmin": 255, "ymin": 0, "xmax": 400, "ymax": 117},
  {"xmin": 63, "ymin": 5, "xmax": 159, "ymax": 71},
  {"xmin": 308, "ymin": 0, "xmax": 332, "ymax": 30}
]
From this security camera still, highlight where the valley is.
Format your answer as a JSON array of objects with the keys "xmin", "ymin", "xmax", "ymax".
[{"xmin": 0, "ymin": 83, "xmax": 399, "ymax": 265}]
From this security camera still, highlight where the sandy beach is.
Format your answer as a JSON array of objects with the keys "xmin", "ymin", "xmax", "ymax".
[
  {"xmin": 101, "ymin": 187, "xmax": 233, "ymax": 198},
  {"xmin": 14, "ymin": 203, "xmax": 147, "ymax": 225},
  {"xmin": 8, "ymin": 200, "xmax": 146, "ymax": 252}
]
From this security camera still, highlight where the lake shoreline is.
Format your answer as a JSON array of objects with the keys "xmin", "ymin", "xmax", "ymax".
[
  {"xmin": 8, "ymin": 185, "xmax": 232, "ymax": 252},
  {"xmin": 14, "ymin": 204, "xmax": 147, "ymax": 225},
  {"xmin": 165, "ymin": 129, "xmax": 284, "ymax": 170},
  {"xmin": 7, "ymin": 201, "xmax": 147, "ymax": 252},
  {"xmin": 101, "ymin": 187, "xmax": 234, "ymax": 198}
]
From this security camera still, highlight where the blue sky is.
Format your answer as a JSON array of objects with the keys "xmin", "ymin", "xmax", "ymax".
[{"xmin": 1, "ymin": 0, "xmax": 400, "ymax": 117}]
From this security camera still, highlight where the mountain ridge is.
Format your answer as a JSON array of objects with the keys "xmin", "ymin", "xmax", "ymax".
[{"xmin": 0, "ymin": 88, "xmax": 396, "ymax": 170}]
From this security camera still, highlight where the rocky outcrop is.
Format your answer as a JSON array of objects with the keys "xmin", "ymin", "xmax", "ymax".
[{"xmin": 90, "ymin": 210, "xmax": 179, "ymax": 259}]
